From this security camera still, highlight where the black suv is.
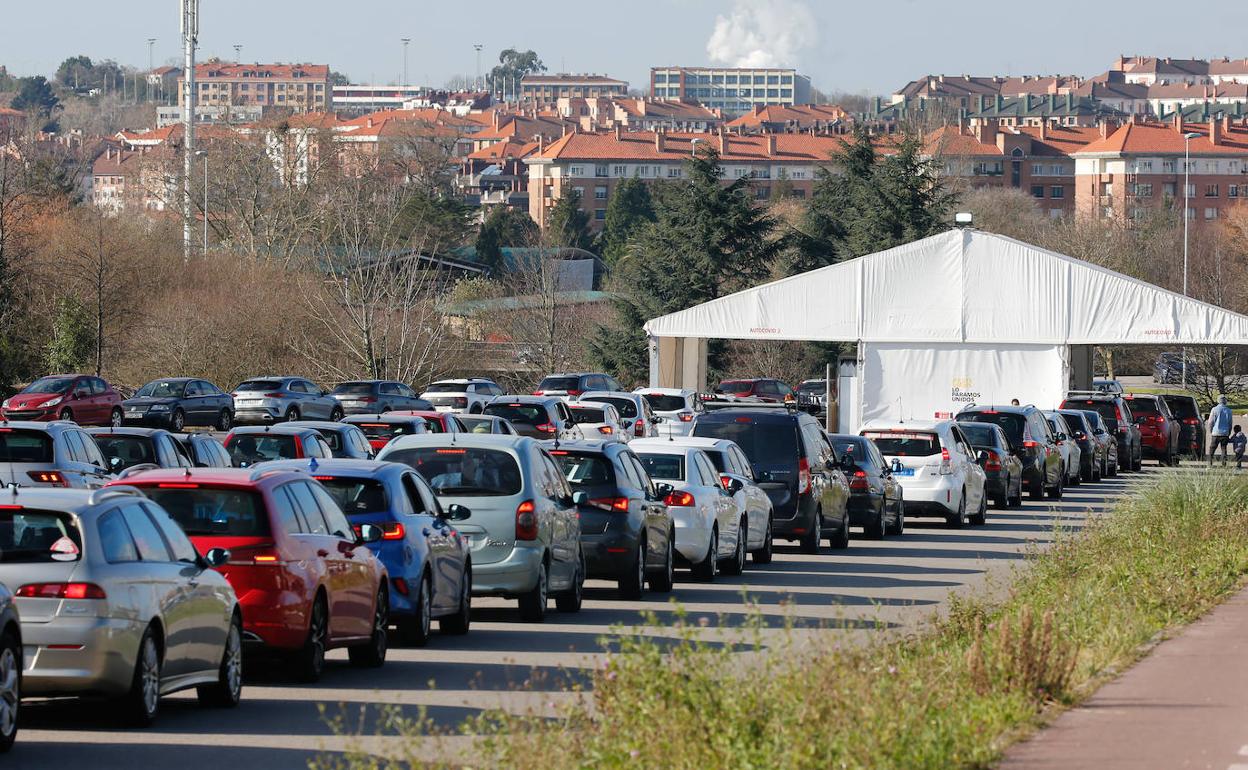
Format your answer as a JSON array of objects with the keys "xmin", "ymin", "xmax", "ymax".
[
  {"xmin": 1161, "ymin": 394, "xmax": 1205, "ymax": 460},
  {"xmin": 957, "ymin": 405, "xmax": 1064, "ymax": 500},
  {"xmin": 691, "ymin": 405, "xmax": 850, "ymax": 554},
  {"xmin": 1059, "ymin": 393, "xmax": 1142, "ymax": 472}
]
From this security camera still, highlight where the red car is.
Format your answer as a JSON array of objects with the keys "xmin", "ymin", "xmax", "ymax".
[
  {"xmin": 1, "ymin": 374, "xmax": 123, "ymax": 426},
  {"xmin": 386, "ymin": 410, "xmax": 465, "ymax": 435},
  {"xmin": 342, "ymin": 413, "xmax": 430, "ymax": 452},
  {"xmin": 113, "ymin": 468, "xmax": 390, "ymax": 681},
  {"xmin": 1123, "ymin": 394, "xmax": 1182, "ymax": 466},
  {"xmin": 716, "ymin": 378, "xmax": 795, "ymax": 403}
]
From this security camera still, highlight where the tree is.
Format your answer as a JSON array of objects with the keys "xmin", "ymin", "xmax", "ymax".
[
  {"xmin": 599, "ymin": 177, "xmax": 655, "ymax": 266},
  {"xmin": 329, "ymin": 71, "xmax": 352, "ymax": 86},
  {"xmin": 55, "ymin": 56, "xmax": 93, "ymax": 88},
  {"xmin": 488, "ymin": 49, "xmax": 546, "ymax": 89},
  {"xmin": 476, "ymin": 206, "xmax": 538, "ymax": 274},
  {"xmin": 44, "ymin": 296, "xmax": 93, "ymax": 373},
  {"xmin": 546, "ymin": 189, "xmax": 595, "ymax": 252},
  {"xmin": 11, "ymin": 76, "xmax": 59, "ymax": 117}
]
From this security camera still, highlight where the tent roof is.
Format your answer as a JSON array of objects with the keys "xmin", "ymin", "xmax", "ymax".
[{"xmin": 644, "ymin": 229, "xmax": 1248, "ymax": 345}]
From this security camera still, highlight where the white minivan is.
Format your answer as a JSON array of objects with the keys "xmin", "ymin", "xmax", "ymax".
[{"xmin": 859, "ymin": 419, "xmax": 988, "ymax": 528}]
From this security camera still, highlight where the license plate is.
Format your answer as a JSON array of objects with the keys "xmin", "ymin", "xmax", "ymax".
[
  {"xmin": 237, "ymin": 400, "xmax": 261, "ymax": 407},
  {"xmin": 894, "ymin": 467, "xmax": 915, "ymax": 477}
]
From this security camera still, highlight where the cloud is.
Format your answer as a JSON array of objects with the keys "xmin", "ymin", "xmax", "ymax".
[{"xmin": 706, "ymin": 0, "xmax": 817, "ymax": 69}]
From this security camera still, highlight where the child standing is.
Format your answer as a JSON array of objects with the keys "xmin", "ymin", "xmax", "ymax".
[{"xmin": 1233, "ymin": 425, "xmax": 1247, "ymax": 469}]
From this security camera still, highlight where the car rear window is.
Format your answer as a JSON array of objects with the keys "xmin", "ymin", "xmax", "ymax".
[
  {"xmin": 93, "ymin": 435, "xmax": 157, "ymax": 471},
  {"xmin": 581, "ymin": 396, "xmax": 637, "ymax": 419},
  {"xmin": 483, "ymin": 403, "xmax": 546, "ymax": 426},
  {"xmin": 1062, "ymin": 399, "xmax": 1120, "ymax": 428},
  {"xmin": 143, "ymin": 487, "xmax": 271, "ymax": 536},
  {"xmin": 635, "ymin": 453, "xmax": 685, "ymax": 481},
  {"xmin": 0, "ymin": 509, "xmax": 81, "ymax": 562},
  {"xmin": 0, "ymin": 429, "xmax": 54, "ymax": 463},
  {"xmin": 537, "ymin": 376, "xmax": 579, "ymax": 391},
  {"xmin": 457, "ymin": 416, "xmax": 496, "ymax": 434},
  {"xmin": 549, "ymin": 451, "xmax": 616, "ymax": 486},
  {"xmin": 956, "ymin": 422, "xmax": 999, "ymax": 447},
  {"xmin": 719, "ymin": 380, "xmax": 754, "ymax": 395},
  {"xmin": 315, "ymin": 477, "xmax": 389, "ymax": 515},
  {"xmin": 333, "ymin": 382, "xmax": 375, "ymax": 395},
  {"xmin": 385, "ymin": 447, "xmax": 522, "ymax": 496},
  {"xmin": 959, "ymin": 412, "xmax": 1027, "ymax": 445},
  {"xmin": 570, "ymin": 407, "xmax": 607, "ymax": 424},
  {"xmin": 423, "ymin": 383, "xmax": 467, "ymax": 393},
  {"xmin": 226, "ymin": 434, "xmax": 299, "ymax": 466},
  {"xmin": 1163, "ymin": 397, "xmax": 1199, "ymax": 420},
  {"xmin": 236, "ymin": 380, "xmax": 281, "ymax": 392},
  {"xmin": 1059, "ymin": 412, "xmax": 1090, "ymax": 433},
  {"xmin": 1123, "ymin": 397, "xmax": 1160, "ymax": 415},
  {"xmin": 357, "ymin": 422, "xmax": 422, "ymax": 441},
  {"xmin": 692, "ymin": 418, "xmax": 799, "ymax": 465},
  {"xmin": 640, "ymin": 393, "xmax": 687, "ymax": 412},
  {"xmin": 862, "ymin": 431, "xmax": 941, "ymax": 457}
]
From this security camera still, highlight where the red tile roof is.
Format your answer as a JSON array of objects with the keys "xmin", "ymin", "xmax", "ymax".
[
  {"xmin": 726, "ymin": 103, "xmax": 849, "ymax": 129},
  {"xmin": 531, "ymin": 130, "xmax": 850, "ymax": 162},
  {"xmin": 1074, "ymin": 121, "xmax": 1248, "ymax": 156},
  {"xmin": 467, "ymin": 139, "xmax": 539, "ymax": 160},
  {"xmin": 192, "ymin": 62, "xmax": 329, "ymax": 80},
  {"xmin": 923, "ymin": 126, "xmax": 1003, "ymax": 157}
]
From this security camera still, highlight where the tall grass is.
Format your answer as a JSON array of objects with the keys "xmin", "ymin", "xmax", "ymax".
[{"xmin": 317, "ymin": 472, "xmax": 1248, "ymax": 770}]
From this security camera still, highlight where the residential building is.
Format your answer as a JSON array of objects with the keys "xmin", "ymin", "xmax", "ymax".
[
  {"xmin": 333, "ymin": 84, "xmax": 431, "ymax": 115},
  {"xmin": 726, "ymin": 103, "xmax": 851, "ymax": 133},
  {"xmin": 178, "ymin": 61, "xmax": 331, "ymax": 114},
  {"xmin": 155, "ymin": 104, "xmax": 264, "ymax": 127},
  {"xmin": 92, "ymin": 145, "xmax": 176, "ymax": 214},
  {"xmin": 458, "ymin": 138, "xmax": 538, "ymax": 208},
  {"xmin": 519, "ymin": 74, "xmax": 628, "ymax": 107},
  {"xmin": 963, "ymin": 94, "xmax": 1127, "ymax": 127},
  {"xmin": 650, "ymin": 67, "xmax": 811, "ymax": 115},
  {"xmin": 554, "ymin": 97, "xmax": 722, "ymax": 133}
]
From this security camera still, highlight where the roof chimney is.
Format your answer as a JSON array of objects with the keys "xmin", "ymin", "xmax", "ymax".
[
  {"xmin": 614, "ymin": 124, "xmax": 622, "ymax": 141},
  {"xmin": 1210, "ymin": 116, "xmax": 1222, "ymax": 146},
  {"xmin": 718, "ymin": 130, "xmax": 727, "ymax": 155},
  {"xmin": 766, "ymin": 134, "xmax": 776, "ymax": 156},
  {"xmin": 1173, "ymin": 110, "xmax": 1184, "ymax": 132},
  {"xmin": 655, "ymin": 131, "xmax": 666, "ymax": 153},
  {"xmin": 1099, "ymin": 121, "xmax": 1111, "ymax": 139},
  {"xmin": 1039, "ymin": 120, "xmax": 1048, "ymax": 140}
]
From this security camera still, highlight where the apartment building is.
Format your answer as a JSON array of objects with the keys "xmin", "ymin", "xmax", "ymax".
[
  {"xmin": 650, "ymin": 67, "xmax": 811, "ymax": 115},
  {"xmin": 178, "ymin": 61, "xmax": 331, "ymax": 114},
  {"xmin": 519, "ymin": 74, "xmax": 629, "ymax": 107},
  {"xmin": 332, "ymin": 84, "xmax": 430, "ymax": 115},
  {"xmin": 92, "ymin": 145, "xmax": 176, "ymax": 214},
  {"xmin": 726, "ymin": 104, "xmax": 850, "ymax": 133}
]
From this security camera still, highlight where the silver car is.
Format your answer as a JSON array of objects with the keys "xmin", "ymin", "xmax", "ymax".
[
  {"xmin": 0, "ymin": 421, "xmax": 113, "ymax": 489},
  {"xmin": 377, "ymin": 433, "xmax": 584, "ymax": 623},
  {"xmin": 0, "ymin": 581, "xmax": 19, "ymax": 752},
  {"xmin": 231, "ymin": 376, "xmax": 344, "ymax": 425},
  {"xmin": 0, "ymin": 486, "xmax": 242, "ymax": 725}
]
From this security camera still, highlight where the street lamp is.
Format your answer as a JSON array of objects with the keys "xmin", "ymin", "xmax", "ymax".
[
  {"xmin": 401, "ymin": 39, "xmax": 410, "ymax": 88},
  {"xmin": 147, "ymin": 39, "xmax": 156, "ymax": 102},
  {"xmin": 474, "ymin": 44, "xmax": 483, "ymax": 91},
  {"xmin": 1182, "ymin": 130, "xmax": 1200, "ymax": 390},
  {"xmin": 195, "ymin": 150, "xmax": 208, "ymax": 254}
]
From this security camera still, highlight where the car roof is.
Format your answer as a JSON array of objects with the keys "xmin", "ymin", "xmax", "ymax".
[
  {"xmin": 486, "ymin": 396, "xmax": 558, "ymax": 406},
  {"xmin": 538, "ymin": 439, "xmax": 624, "ymax": 454},
  {"xmin": 579, "ymin": 390, "xmax": 640, "ymax": 399},
  {"xmin": 259, "ymin": 458, "xmax": 407, "ymax": 478},
  {"xmin": 544, "ymin": 372, "xmax": 603, "ymax": 378},
  {"xmin": 0, "ymin": 485, "xmax": 149, "ymax": 516},
  {"xmin": 428, "ymin": 378, "xmax": 494, "ymax": 384},
  {"xmin": 0, "ymin": 420, "xmax": 80, "ymax": 435},
  {"xmin": 861, "ymin": 418, "xmax": 950, "ymax": 432},
  {"xmin": 633, "ymin": 387, "xmax": 694, "ymax": 395},
  {"xmin": 630, "ymin": 438, "xmax": 702, "ymax": 455},
  {"xmin": 344, "ymin": 413, "xmax": 426, "ymax": 423},
  {"xmin": 286, "ymin": 420, "xmax": 354, "ymax": 431},
  {"xmin": 386, "ymin": 410, "xmax": 445, "ymax": 418},
  {"xmin": 84, "ymin": 427, "xmax": 166, "ymax": 437},
  {"xmin": 959, "ymin": 404, "xmax": 1033, "ymax": 415},
  {"xmin": 116, "ymin": 467, "xmax": 307, "ymax": 488},
  {"xmin": 696, "ymin": 406, "xmax": 802, "ymax": 420},
  {"xmin": 380, "ymin": 433, "xmax": 532, "ymax": 453},
  {"xmin": 139, "ymin": 376, "xmax": 193, "ymax": 384},
  {"xmin": 664, "ymin": 436, "xmax": 737, "ymax": 451},
  {"xmin": 228, "ymin": 425, "xmax": 320, "ymax": 437}
]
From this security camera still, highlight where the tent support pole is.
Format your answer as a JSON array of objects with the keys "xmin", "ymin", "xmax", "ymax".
[{"xmin": 647, "ymin": 335, "xmax": 659, "ymax": 388}]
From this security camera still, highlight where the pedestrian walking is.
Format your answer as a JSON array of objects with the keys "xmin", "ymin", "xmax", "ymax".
[
  {"xmin": 1208, "ymin": 395, "xmax": 1234, "ymax": 466},
  {"xmin": 1233, "ymin": 425, "xmax": 1247, "ymax": 469}
]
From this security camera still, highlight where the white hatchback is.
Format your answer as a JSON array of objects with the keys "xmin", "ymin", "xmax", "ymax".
[
  {"xmin": 568, "ymin": 403, "xmax": 627, "ymax": 444},
  {"xmin": 634, "ymin": 388, "xmax": 703, "ymax": 437},
  {"xmin": 859, "ymin": 420, "xmax": 988, "ymax": 528}
]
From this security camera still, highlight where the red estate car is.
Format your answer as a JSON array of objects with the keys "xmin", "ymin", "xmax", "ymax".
[
  {"xmin": 1, "ymin": 374, "xmax": 123, "ymax": 426},
  {"xmin": 113, "ymin": 468, "xmax": 390, "ymax": 681},
  {"xmin": 386, "ymin": 410, "xmax": 465, "ymax": 435}
]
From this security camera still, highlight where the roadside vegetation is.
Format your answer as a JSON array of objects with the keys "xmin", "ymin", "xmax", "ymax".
[{"xmin": 316, "ymin": 470, "xmax": 1248, "ymax": 769}]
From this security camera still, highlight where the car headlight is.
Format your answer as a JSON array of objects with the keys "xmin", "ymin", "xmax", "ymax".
[
  {"xmin": 149, "ymin": 404, "xmax": 170, "ymax": 412},
  {"xmin": 44, "ymin": 396, "xmax": 62, "ymax": 407},
  {"xmin": 0, "ymin": 399, "xmax": 8, "ymax": 409}
]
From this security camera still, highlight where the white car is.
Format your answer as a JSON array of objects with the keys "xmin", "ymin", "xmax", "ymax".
[
  {"xmin": 859, "ymin": 419, "xmax": 988, "ymax": 528},
  {"xmin": 630, "ymin": 440, "xmax": 745, "ymax": 579},
  {"xmin": 420, "ymin": 379, "xmax": 505, "ymax": 414},
  {"xmin": 1043, "ymin": 411, "xmax": 1083, "ymax": 487},
  {"xmin": 579, "ymin": 392, "xmax": 659, "ymax": 440},
  {"xmin": 568, "ymin": 403, "xmax": 627, "ymax": 443},
  {"xmin": 635, "ymin": 388, "xmax": 703, "ymax": 437},
  {"xmin": 662, "ymin": 436, "xmax": 774, "ymax": 563}
]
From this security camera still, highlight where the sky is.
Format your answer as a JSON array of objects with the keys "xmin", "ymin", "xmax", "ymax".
[{"xmin": 4, "ymin": 0, "xmax": 1248, "ymax": 97}]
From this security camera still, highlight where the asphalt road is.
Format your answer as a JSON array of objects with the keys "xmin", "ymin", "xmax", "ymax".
[{"xmin": 9, "ymin": 467, "xmax": 1157, "ymax": 769}]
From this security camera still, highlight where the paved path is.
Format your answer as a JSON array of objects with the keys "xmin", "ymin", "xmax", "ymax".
[
  {"xmin": 8, "ymin": 470, "xmax": 1152, "ymax": 769},
  {"xmin": 1001, "ymin": 580, "xmax": 1248, "ymax": 770}
]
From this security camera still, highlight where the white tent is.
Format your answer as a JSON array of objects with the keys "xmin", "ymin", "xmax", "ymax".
[{"xmin": 644, "ymin": 229, "xmax": 1248, "ymax": 429}]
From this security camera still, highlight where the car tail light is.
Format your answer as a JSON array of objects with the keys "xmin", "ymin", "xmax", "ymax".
[
  {"xmin": 797, "ymin": 457, "xmax": 812, "ymax": 494},
  {"xmin": 392, "ymin": 577, "xmax": 409, "ymax": 596},
  {"xmin": 848, "ymin": 470, "xmax": 869, "ymax": 491},
  {"xmin": 1183, "ymin": 418, "xmax": 1199, "ymax": 425},
  {"xmin": 515, "ymin": 500, "xmax": 539, "ymax": 540},
  {"xmin": 679, "ymin": 413, "xmax": 693, "ymax": 422},
  {"xmin": 567, "ymin": 389, "xmax": 583, "ymax": 397},
  {"xmin": 454, "ymin": 397, "xmax": 468, "ymax": 408},
  {"xmin": 598, "ymin": 425, "xmax": 615, "ymax": 435},
  {"xmin": 228, "ymin": 545, "xmax": 282, "ymax": 565},
  {"xmin": 263, "ymin": 392, "xmax": 283, "ymax": 398},
  {"xmin": 664, "ymin": 490, "xmax": 695, "ymax": 507},
  {"xmin": 157, "ymin": 482, "xmax": 199, "ymax": 489},
  {"xmin": 1023, "ymin": 440, "xmax": 1038, "ymax": 449},
  {"xmin": 17, "ymin": 582, "xmax": 106, "ymax": 600},
  {"xmin": 939, "ymin": 447, "xmax": 953, "ymax": 475},
  {"xmin": 532, "ymin": 391, "xmax": 543, "ymax": 396},
  {"xmin": 984, "ymin": 450, "xmax": 1003, "ymax": 472},
  {"xmin": 27, "ymin": 470, "xmax": 66, "ymax": 486},
  {"xmin": 590, "ymin": 496, "xmax": 630, "ymax": 512},
  {"xmin": 719, "ymin": 475, "xmax": 733, "ymax": 490},
  {"xmin": 353, "ymin": 522, "xmax": 404, "ymax": 540},
  {"xmin": 634, "ymin": 419, "xmax": 645, "ymax": 437},
  {"xmin": 535, "ymin": 423, "xmax": 556, "ymax": 434}
]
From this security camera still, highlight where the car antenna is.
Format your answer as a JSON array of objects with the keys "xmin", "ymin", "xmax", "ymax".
[{"xmin": 308, "ymin": 456, "xmax": 319, "ymax": 473}]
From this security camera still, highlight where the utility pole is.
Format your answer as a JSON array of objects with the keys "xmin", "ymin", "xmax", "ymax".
[
  {"xmin": 233, "ymin": 44, "xmax": 242, "ymax": 62},
  {"xmin": 181, "ymin": 0, "xmax": 198, "ymax": 262},
  {"xmin": 401, "ymin": 38, "xmax": 410, "ymax": 87},
  {"xmin": 147, "ymin": 38, "xmax": 156, "ymax": 103},
  {"xmin": 474, "ymin": 43, "xmax": 483, "ymax": 90},
  {"xmin": 1182, "ymin": 130, "xmax": 1201, "ymax": 390}
]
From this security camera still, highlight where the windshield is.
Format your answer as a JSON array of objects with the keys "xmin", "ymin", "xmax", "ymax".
[
  {"xmin": 581, "ymin": 396, "xmax": 637, "ymax": 418},
  {"xmin": 537, "ymin": 376, "xmax": 580, "ymax": 392},
  {"xmin": 1163, "ymin": 397, "xmax": 1199, "ymax": 419},
  {"xmin": 692, "ymin": 419, "xmax": 798, "ymax": 467},
  {"xmin": 0, "ymin": 430, "xmax": 54, "ymax": 463},
  {"xmin": 483, "ymin": 403, "xmax": 546, "ymax": 426},
  {"xmin": 24, "ymin": 377, "xmax": 75, "ymax": 395},
  {"xmin": 719, "ymin": 380, "xmax": 754, "ymax": 395},
  {"xmin": 316, "ymin": 477, "xmax": 390, "ymax": 515},
  {"xmin": 385, "ymin": 447, "xmax": 522, "ymax": 496},
  {"xmin": 959, "ymin": 412, "xmax": 1027, "ymax": 445},
  {"xmin": 424, "ymin": 382, "xmax": 467, "ymax": 393},
  {"xmin": 227, "ymin": 434, "xmax": 299, "ymax": 466},
  {"xmin": 862, "ymin": 431, "xmax": 940, "ymax": 457},
  {"xmin": 93, "ymin": 435, "xmax": 157, "ymax": 471},
  {"xmin": 640, "ymin": 393, "xmax": 687, "ymax": 412},
  {"xmin": 236, "ymin": 380, "xmax": 281, "ymax": 392},
  {"xmin": 797, "ymin": 382, "xmax": 826, "ymax": 394},
  {"xmin": 570, "ymin": 407, "xmax": 607, "ymax": 424},
  {"xmin": 136, "ymin": 380, "xmax": 186, "ymax": 399},
  {"xmin": 144, "ymin": 487, "xmax": 270, "ymax": 536},
  {"xmin": 957, "ymin": 422, "xmax": 1000, "ymax": 447},
  {"xmin": 333, "ymin": 382, "xmax": 375, "ymax": 395},
  {"xmin": 0, "ymin": 510, "xmax": 81, "ymax": 563},
  {"xmin": 635, "ymin": 453, "xmax": 684, "ymax": 481},
  {"xmin": 550, "ymin": 452, "xmax": 616, "ymax": 486}
]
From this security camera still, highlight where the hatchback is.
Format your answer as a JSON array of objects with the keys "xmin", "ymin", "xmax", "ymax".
[
  {"xmin": 1077, "ymin": 410, "xmax": 1119, "ymax": 476},
  {"xmin": 482, "ymin": 397, "xmax": 580, "ymax": 441},
  {"xmin": 1042, "ymin": 412, "xmax": 1083, "ymax": 486},
  {"xmin": 954, "ymin": 421, "xmax": 1023, "ymax": 508},
  {"xmin": 287, "ymin": 420, "xmax": 374, "ymax": 460},
  {"xmin": 343, "ymin": 414, "xmax": 430, "ymax": 452},
  {"xmin": 377, "ymin": 434, "xmax": 584, "ymax": 623},
  {"xmin": 122, "ymin": 378, "xmax": 234, "ymax": 432},
  {"xmin": 860, "ymin": 420, "xmax": 989, "ymax": 527},
  {"xmin": 1162, "ymin": 394, "xmax": 1205, "ymax": 460},
  {"xmin": 533, "ymin": 372, "xmax": 625, "ymax": 400},
  {"xmin": 1123, "ymin": 394, "xmax": 1181, "ymax": 466},
  {"xmin": 828, "ymin": 434, "xmax": 906, "ymax": 536},
  {"xmin": 386, "ymin": 410, "xmax": 466, "ymax": 435},
  {"xmin": 223, "ymin": 425, "xmax": 334, "ymax": 467},
  {"xmin": 579, "ymin": 392, "xmax": 659, "ymax": 440},
  {"xmin": 2, "ymin": 375, "xmax": 123, "ymax": 427},
  {"xmin": 86, "ymin": 427, "xmax": 194, "ymax": 475},
  {"xmin": 1060, "ymin": 393, "xmax": 1142, "ymax": 472},
  {"xmin": 0, "ymin": 485, "xmax": 242, "ymax": 725},
  {"xmin": 0, "ymin": 421, "xmax": 112, "ymax": 489},
  {"xmin": 117, "ymin": 468, "xmax": 389, "ymax": 682},
  {"xmin": 634, "ymin": 388, "xmax": 702, "ymax": 437},
  {"xmin": 546, "ymin": 441, "xmax": 675, "ymax": 597},
  {"xmin": 421, "ymin": 379, "xmax": 504, "ymax": 413},
  {"xmin": 662, "ymin": 436, "xmax": 774, "ymax": 562},
  {"xmin": 457, "ymin": 415, "xmax": 518, "ymax": 436},
  {"xmin": 958, "ymin": 405, "xmax": 1064, "ymax": 499},
  {"xmin": 330, "ymin": 380, "xmax": 431, "ymax": 416},
  {"xmin": 232, "ymin": 377, "xmax": 343, "ymax": 425},
  {"xmin": 262, "ymin": 459, "xmax": 473, "ymax": 645},
  {"xmin": 568, "ymin": 402, "xmax": 626, "ymax": 443},
  {"xmin": 173, "ymin": 433, "xmax": 233, "ymax": 468},
  {"xmin": 1055, "ymin": 409, "xmax": 1104, "ymax": 482}
]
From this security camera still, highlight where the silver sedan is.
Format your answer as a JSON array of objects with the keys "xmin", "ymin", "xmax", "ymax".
[{"xmin": 0, "ymin": 486, "xmax": 242, "ymax": 726}]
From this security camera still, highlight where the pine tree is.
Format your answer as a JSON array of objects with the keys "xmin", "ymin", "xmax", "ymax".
[
  {"xmin": 475, "ymin": 206, "xmax": 537, "ymax": 274},
  {"xmin": 546, "ymin": 189, "xmax": 595, "ymax": 252},
  {"xmin": 599, "ymin": 177, "xmax": 655, "ymax": 266}
]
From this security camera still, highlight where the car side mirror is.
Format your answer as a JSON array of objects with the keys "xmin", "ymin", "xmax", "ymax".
[
  {"xmin": 650, "ymin": 416, "xmax": 662, "ymax": 424},
  {"xmin": 572, "ymin": 490, "xmax": 589, "ymax": 505},
  {"xmin": 654, "ymin": 482, "xmax": 674, "ymax": 499},
  {"xmin": 445, "ymin": 503, "xmax": 472, "ymax": 521},
  {"xmin": 563, "ymin": 420, "xmax": 575, "ymax": 431},
  {"xmin": 357, "ymin": 523, "xmax": 383, "ymax": 545},
  {"xmin": 976, "ymin": 449, "xmax": 989, "ymax": 465},
  {"xmin": 202, "ymin": 547, "xmax": 230, "ymax": 568},
  {"xmin": 720, "ymin": 476, "xmax": 744, "ymax": 495},
  {"xmin": 891, "ymin": 458, "xmax": 903, "ymax": 472}
]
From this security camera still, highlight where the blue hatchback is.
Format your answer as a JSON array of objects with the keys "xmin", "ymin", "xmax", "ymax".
[{"xmin": 260, "ymin": 458, "xmax": 473, "ymax": 645}]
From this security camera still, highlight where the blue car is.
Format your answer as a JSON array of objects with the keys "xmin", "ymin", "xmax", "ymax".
[{"xmin": 260, "ymin": 458, "xmax": 472, "ymax": 645}]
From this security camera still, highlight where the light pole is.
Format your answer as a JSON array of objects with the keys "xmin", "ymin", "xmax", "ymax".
[
  {"xmin": 401, "ymin": 39, "xmax": 410, "ymax": 87},
  {"xmin": 1182, "ymin": 130, "xmax": 1200, "ymax": 390},
  {"xmin": 474, "ymin": 44, "xmax": 483, "ymax": 90},
  {"xmin": 147, "ymin": 39, "xmax": 156, "ymax": 102},
  {"xmin": 181, "ymin": 0, "xmax": 198, "ymax": 262},
  {"xmin": 233, "ymin": 44, "xmax": 242, "ymax": 62},
  {"xmin": 195, "ymin": 150, "xmax": 208, "ymax": 253}
]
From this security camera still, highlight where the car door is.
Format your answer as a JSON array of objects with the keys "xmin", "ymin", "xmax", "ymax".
[
  {"xmin": 67, "ymin": 430, "xmax": 111, "ymax": 487},
  {"xmin": 406, "ymin": 472, "xmax": 462, "ymax": 612},
  {"xmin": 951, "ymin": 426, "xmax": 986, "ymax": 510},
  {"xmin": 693, "ymin": 451, "xmax": 734, "ymax": 558},
  {"xmin": 286, "ymin": 481, "xmax": 355, "ymax": 639},
  {"xmin": 730, "ymin": 445, "xmax": 768, "ymax": 544},
  {"xmin": 554, "ymin": 402, "xmax": 580, "ymax": 440},
  {"xmin": 619, "ymin": 451, "xmax": 667, "ymax": 561},
  {"xmin": 309, "ymin": 482, "xmax": 375, "ymax": 637},
  {"xmin": 538, "ymin": 450, "xmax": 578, "ymax": 582}
]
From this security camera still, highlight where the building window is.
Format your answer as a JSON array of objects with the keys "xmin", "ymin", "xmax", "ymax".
[
  {"xmin": 1137, "ymin": 160, "xmax": 1153, "ymax": 172},
  {"xmin": 1050, "ymin": 164, "xmax": 1065, "ymax": 175},
  {"xmin": 594, "ymin": 186, "xmax": 607, "ymax": 200},
  {"xmin": 594, "ymin": 208, "xmax": 607, "ymax": 220},
  {"xmin": 568, "ymin": 165, "xmax": 584, "ymax": 177},
  {"xmin": 1186, "ymin": 183, "xmax": 1196, "ymax": 198},
  {"xmin": 667, "ymin": 167, "xmax": 682, "ymax": 178},
  {"xmin": 1163, "ymin": 182, "xmax": 1177, "ymax": 198},
  {"xmin": 1230, "ymin": 185, "xmax": 1239, "ymax": 198},
  {"xmin": 1031, "ymin": 185, "xmax": 1045, "ymax": 198},
  {"xmin": 654, "ymin": 74, "xmax": 667, "ymax": 84},
  {"xmin": 754, "ymin": 186, "xmax": 770, "ymax": 200},
  {"xmin": 780, "ymin": 89, "xmax": 792, "ymax": 98},
  {"xmin": 1163, "ymin": 160, "xmax": 1177, "ymax": 173},
  {"xmin": 1032, "ymin": 163, "xmax": 1045, "ymax": 175},
  {"xmin": 595, "ymin": 164, "xmax": 608, "ymax": 178},
  {"xmin": 781, "ymin": 75, "xmax": 793, "ymax": 84},
  {"xmin": 753, "ymin": 75, "xmax": 766, "ymax": 84},
  {"xmin": 1051, "ymin": 185, "xmax": 1066, "ymax": 198},
  {"xmin": 725, "ymin": 75, "xmax": 738, "ymax": 84},
  {"xmin": 611, "ymin": 164, "xmax": 627, "ymax": 177},
  {"xmin": 1206, "ymin": 184, "xmax": 1219, "ymax": 197},
  {"xmin": 1205, "ymin": 207, "xmax": 1218, "ymax": 220},
  {"xmin": 792, "ymin": 188, "xmax": 806, "ymax": 199}
]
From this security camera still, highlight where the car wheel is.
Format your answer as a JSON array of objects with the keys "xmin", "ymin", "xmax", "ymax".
[
  {"xmin": 1028, "ymin": 474, "xmax": 1044, "ymax": 500},
  {"xmin": 865, "ymin": 501, "xmax": 886, "ymax": 540},
  {"xmin": 349, "ymin": 589, "xmax": 389, "ymax": 668},
  {"xmin": 285, "ymin": 406, "xmax": 301, "ymax": 423},
  {"xmin": 58, "ymin": 407, "xmax": 73, "ymax": 422},
  {"xmin": 752, "ymin": 517, "xmax": 774, "ymax": 564},
  {"xmin": 798, "ymin": 510, "xmax": 821, "ymax": 554},
  {"xmin": 0, "ymin": 631, "xmax": 20, "ymax": 752},
  {"xmin": 693, "ymin": 527, "xmax": 719, "ymax": 581},
  {"xmin": 216, "ymin": 409, "xmax": 233, "ymax": 431},
  {"xmin": 620, "ymin": 539, "xmax": 647, "ymax": 599},
  {"xmin": 556, "ymin": 550, "xmax": 585, "ymax": 613},
  {"xmin": 171, "ymin": 409, "xmax": 186, "ymax": 433},
  {"xmin": 518, "ymin": 561, "xmax": 549, "ymax": 622},
  {"xmin": 829, "ymin": 509, "xmax": 850, "ymax": 549},
  {"xmin": 109, "ymin": 408, "xmax": 123, "ymax": 428},
  {"xmin": 294, "ymin": 596, "xmax": 328, "ymax": 682},
  {"xmin": 994, "ymin": 489, "xmax": 1009, "ymax": 509},
  {"xmin": 1049, "ymin": 469, "xmax": 1064, "ymax": 500},
  {"xmin": 947, "ymin": 492, "xmax": 967, "ymax": 528},
  {"xmin": 649, "ymin": 532, "xmax": 675, "ymax": 592},
  {"xmin": 970, "ymin": 492, "xmax": 987, "ymax": 526},
  {"xmin": 723, "ymin": 519, "xmax": 747, "ymax": 575},
  {"xmin": 330, "ymin": 406, "xmax": 344, "ymax": 422},
  {"xmin": 890, "ymin": 498, "xmax": 906, "ymax": 535},
  {"xmin": 1069, "ymin": 463, "xmax": 1080, "ymax": 486},
  {"xmin": 197, "ymin": 615, "xmax": 242, "ymax": 708},
  {"xmin": 439, "ymin": 569, "xmax": 471, "ymax": 635},
  {"xmin": 399, "ymin": 573, "xmax": 432, "ymax": 647},
  {"xmin": 121, "ymin": 627, "xmax": 162, "ymax": 727}
]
